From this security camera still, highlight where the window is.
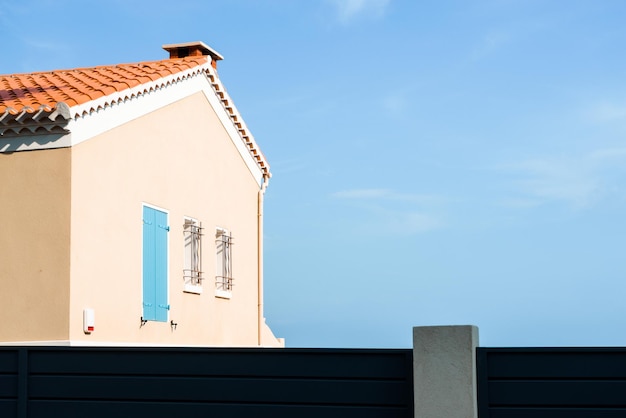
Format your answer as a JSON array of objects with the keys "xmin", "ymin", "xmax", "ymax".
[
  {"xmin": 142, "ymin": 205, "xmax": 169, "ymax": 322},
  {"xmin": 215, "ymin": 228, "xmax": 233, "ymax": 298},
  {"xmin": 183, "ymin": 217, "xmax": 203, "ymax": 294}
]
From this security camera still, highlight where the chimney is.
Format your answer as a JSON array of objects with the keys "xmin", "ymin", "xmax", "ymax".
[{"xmin": 162, "ymin": 41, "xmax": 224, "ymax": 70}]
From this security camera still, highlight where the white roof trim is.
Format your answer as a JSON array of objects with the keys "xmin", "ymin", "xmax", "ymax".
[{"xmin": 68, "ymin": 63, "xmax": 212, "ymax": 120}]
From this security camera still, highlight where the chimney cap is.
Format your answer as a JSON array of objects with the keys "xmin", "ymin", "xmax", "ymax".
[{"xmin": 162, "ymin": 41, "xmax": 224, "ymax": 61}]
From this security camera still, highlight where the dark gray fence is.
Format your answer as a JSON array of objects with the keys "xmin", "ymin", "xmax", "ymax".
[
  {"xmin": 0, "ymin": 346, "xmax": 413, "ymax": 418},
  {"xmin": 477, "ymin": 347, "xmax": 626, "ymax": 418}
]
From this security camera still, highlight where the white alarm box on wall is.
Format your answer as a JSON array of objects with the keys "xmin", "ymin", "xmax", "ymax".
[{"xmin": 83, "ymin": 309, "xmax": 95, "ymax": 334}]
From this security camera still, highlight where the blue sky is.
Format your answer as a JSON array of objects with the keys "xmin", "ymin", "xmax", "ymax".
[{"xmin": 2, "ymin": 0, "xmax": 626, "ymax": 347}]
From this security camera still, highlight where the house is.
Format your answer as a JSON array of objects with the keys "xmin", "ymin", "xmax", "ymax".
[{"xmin": 0, "ymin": 41, "xmax": 283, "ymax": 347}]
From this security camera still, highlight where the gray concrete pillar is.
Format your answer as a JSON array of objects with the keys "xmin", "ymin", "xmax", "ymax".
[{"xmin": 413, "ymin": 325, "xmax": 479, "ymax": 418}]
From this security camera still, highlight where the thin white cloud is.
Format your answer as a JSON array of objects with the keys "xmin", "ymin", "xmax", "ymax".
[
  {"xmin": 332, "ymin": 188, "xmax": 390, "ymax": 199},
  {"xmin": 22, "ymin": 38, "xmax": 72, "ymax": 54},
  {"xmin": 331, "ymin": 188, "xmax": 445, "ymax": 235},
  {"xmin": 496, "ymin": 197, "xmax": 542, "ymax": 209},
  {"xmin": 497, "ymin": 145, "xmax": 626, "ymax": 209},
  {"xmin": 587, "ymin": 102, "xmax": 626, "ymax": 123},
  {"xmin": 590, "ymin": 147, "xmax": 626, "ymax": 161},
  {"xmin": 381, "ymin": 210, "xmax": 443, "ymax": 235},
  {"xmin": 342, "ymin": 206, "xmax": 444, "ymax": 235},
  {"xmin": 332, "ymin": 188, "xmax": 443, "ymax": 203},
  {"xmin": 382, "ymin": 93, "xmax": 408, "ymax": 113},
  {"xmin": 503, "ymin": 158, "xmax": 599, "ymax": 208},
  {"xmin": 467, "ymin": 12, "xmax": 556, "ymax": 64},
  {"xmin": 328, "ymin": 0, "xmax": 391, "ymax": 23},
  {"xmin": 470, "ymin": 30, "xmax": 511, "ymax": 61}
]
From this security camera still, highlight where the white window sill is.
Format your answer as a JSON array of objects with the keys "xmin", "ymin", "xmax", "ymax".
[
  {"xmin": 183, "ymin": 284, "xmax": 203, "ymax": 294},
  {"xmin": 215, "ymin": 289, "xmax": 232, "ymax": 299}
]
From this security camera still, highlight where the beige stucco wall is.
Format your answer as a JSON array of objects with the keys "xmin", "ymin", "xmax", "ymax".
[
  {"xmin": 0, "ymin": 147, "xmax": 71, "ymax": 341},
  {"xmin": 68, "ymin": 91, "xmax": 277, "ymax": 346}
]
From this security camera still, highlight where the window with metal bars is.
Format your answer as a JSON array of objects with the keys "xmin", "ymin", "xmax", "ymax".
[
  {"xmin": 183, "ymin": 218, "xmax": 203, "ymax": 291},
  {"xmin": 215, "ymin": 228, "xmax": 233, "ymax": 297}
]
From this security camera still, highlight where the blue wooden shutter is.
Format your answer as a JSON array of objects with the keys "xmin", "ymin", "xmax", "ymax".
[
  {"xmin": 154, "ymin": 209, "xmax": 169, "ymax": 321},
  {"xmin": 143, "ymin": 206, "xmax": 169, "ymax": 322}
]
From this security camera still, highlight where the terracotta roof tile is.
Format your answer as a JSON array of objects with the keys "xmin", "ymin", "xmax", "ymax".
[
  {"xmin": 0, "ymin": 56, "xmax": 208, "ymax": 114},
  {"xmin": 0, "ymin": 53, "xmax": 270, "ymax": 178}
]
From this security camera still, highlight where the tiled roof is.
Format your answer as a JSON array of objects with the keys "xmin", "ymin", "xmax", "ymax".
[
  {"xmin": 0, "ymin": 54, "xmax": 269, "ymax": 177},
  {"xmin": 0, "ymin": 56, "xmax": 208, "ymax": 114}
]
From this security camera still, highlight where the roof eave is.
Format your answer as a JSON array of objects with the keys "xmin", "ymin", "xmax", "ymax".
[{"xmin": 0, "ymin": 103, "xmax": 71, "ymax": 136}]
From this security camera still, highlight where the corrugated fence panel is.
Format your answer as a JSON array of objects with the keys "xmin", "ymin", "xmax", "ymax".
[
  {"xmin": 0, "ymin": 350, "xmax": 18, "ymax": 417},
  {"xmin": 477, "ymin": 348, "xmax": 626, "ymax": 418},
  {"xmin": 0, "ymin": 347, "xmax": 413, "ymax": 418}
]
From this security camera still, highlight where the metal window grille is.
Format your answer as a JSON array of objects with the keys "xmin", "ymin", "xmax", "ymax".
[
  {"xmin": 183, "ymin": 219, "xmax": 203, "ymax": 285},
  {"xmin": 216, "ymin": 230, "xmax": 233, "ymax": 292}
]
